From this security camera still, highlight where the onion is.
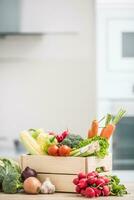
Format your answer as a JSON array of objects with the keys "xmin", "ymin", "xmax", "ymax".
[
  {"xmin": 21, "ymin": 167, "xmax": 37, "ymax": 181},
  {"xmin": 23, "ymin": 177, "xmax": 41, "ymax": 194}
]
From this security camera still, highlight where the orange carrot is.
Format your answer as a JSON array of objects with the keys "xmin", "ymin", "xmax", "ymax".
[
  {"xmin": 100, "ymin": 108, "xmax": 126, "ymax": 140},
  {"xmin": 100, "ymin": 124, "xmax": 116, "ymax": 140},
  {"xmin": 88, "ymin": 120, "xmax": 98, "ymax": 138}
]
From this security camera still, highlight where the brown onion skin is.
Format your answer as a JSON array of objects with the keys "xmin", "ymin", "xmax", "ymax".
[{"xmin": 23, "ymin": 177, "xmax": 41, "ymax": 194}]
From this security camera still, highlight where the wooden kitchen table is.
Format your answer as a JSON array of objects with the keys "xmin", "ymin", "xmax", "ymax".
[{"xmin": 0, "ymin": 183, "xmax": 133, "ymax": 200}]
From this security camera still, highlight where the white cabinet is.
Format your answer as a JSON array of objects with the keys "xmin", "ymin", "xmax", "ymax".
[
  {"xmin": 108, "ymin": 19, "xmax": 134, "ymax": 72},
  {"xmin": 97, "ymin": 1, "xmax": 134, "ymax": 99},
  {"xmin": 20, "ymin": 0, "xmax": 82, "ymax": 33}
]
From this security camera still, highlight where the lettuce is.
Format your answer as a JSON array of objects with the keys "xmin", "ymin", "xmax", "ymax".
[{"xmin": 77, "ymin": 136, "xmax": 109, "ymax": 158}]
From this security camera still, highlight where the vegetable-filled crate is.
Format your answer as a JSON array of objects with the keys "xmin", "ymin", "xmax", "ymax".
[{"xmin": 20, "ymin": 154, "xmax": 112, "ymax": 193}]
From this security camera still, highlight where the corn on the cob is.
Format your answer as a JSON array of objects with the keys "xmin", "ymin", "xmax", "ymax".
[{"xmin": 20, "ymin": 131, "xmax": 44, "ymax": 155}]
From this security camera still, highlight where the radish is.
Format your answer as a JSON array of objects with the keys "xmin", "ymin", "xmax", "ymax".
[
  {"xmin": 75, "ymin": 185, "xmax": 81, "ymax": 194},
  {"xmin": 80, "ymin": 189, "xmax": 86, "ymax": 196},
  {"xmin": 87, "ymin": 176, "xmax": 97, "ymax": 185},
  {"xmin": 85, "ymin": 187, "xmax": 95, "ymax": 198},
  {"xmin": 73, "ymin": 178, "xmax": 79, "ymax": 185},
  {"xmin": 87, "ymin": 171, "xmax": 98, "ymax": 178},
  {"xmin": 78, "ymin": 172, "xmax": 86, "ymax": 179},
  {"xmin": 95, "ymin": 178, "xmax": 105, "ymax": 186},
  {"xmin": 92, "ymin": 188, "xmax": 101, "ymax": 197},
  {"xmin": 102, "ymin": 185, "xmax": 110, "ymax": 196},
  {"xmin": 77, "ymin": 178, "xmax": 87, "ymax": 189},
  {"xmin": 101, "ymin": 176, "xmax": 110, "ymax": 184}
]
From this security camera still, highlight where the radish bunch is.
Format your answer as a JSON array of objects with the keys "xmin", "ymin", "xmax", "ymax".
[{"xmin": 73, "ymin": 171, "xmax": 110, "ymax": 198}]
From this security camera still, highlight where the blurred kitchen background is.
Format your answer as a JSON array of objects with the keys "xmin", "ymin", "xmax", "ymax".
[{"xmin": 0, "ymin": 0, "xmax": 134, "ymax": 181}]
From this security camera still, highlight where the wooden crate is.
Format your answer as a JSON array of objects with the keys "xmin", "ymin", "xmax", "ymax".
[{"xmin": 20, "ymin": 154, "xmax": 112, "ymax": 192}]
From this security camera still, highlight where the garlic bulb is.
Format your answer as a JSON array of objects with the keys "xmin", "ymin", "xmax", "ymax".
[{"xmin": 40, "ymin": 177, "xmax": 55, "ymax": 194}]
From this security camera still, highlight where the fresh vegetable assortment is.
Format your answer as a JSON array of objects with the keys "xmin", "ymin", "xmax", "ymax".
[
  {"xmin": 73, "ymin": 171, "xmax": 127, "ymax": 198},
  {"xmin": 20, "ymin": 109, "xmax": 125, "ymax": 158},
  {"xmin": 0, "ymin": 108, "xmax": 128, "ymax": 196}
]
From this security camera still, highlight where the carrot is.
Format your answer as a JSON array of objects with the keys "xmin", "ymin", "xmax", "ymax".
[
  {"xmin": 88, "ymin": 120, "xmax": 98, "ymax": 138},
  {"xmin": 100, "ymin": 124, "xmax": 116, "ymax": 140},
  {"xmin": 100, "ymin": 108, "xmax": 126, "ymax": 140}
]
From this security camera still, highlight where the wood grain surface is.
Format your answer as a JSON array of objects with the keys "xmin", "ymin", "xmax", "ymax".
[{"xmin": 0, "ymin": 183, "xmax": 133, "ymax": 200}]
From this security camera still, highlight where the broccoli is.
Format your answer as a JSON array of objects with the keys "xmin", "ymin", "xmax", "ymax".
[
  {"xmin": 0, "ymin": 160, "xmax": 6, "ymax": 188},
  {"xmin": 61, "ymin": 134, "xmax": 83, "ymax": 148},
  {"xmin": 0, "ymin": 158, "xmax": 22, "ymax": 193},
  {"xmin": 2, "ymin": 172, "xmax": 23, "ymax": 194}
]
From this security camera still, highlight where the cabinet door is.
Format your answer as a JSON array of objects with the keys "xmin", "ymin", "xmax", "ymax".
[
  {"xmin": 108, "ymin": 19, "xmax": 134, "ymax": 72},
  {"xmin": 20, "ymin": 0, "xmax": 83, "ymax": 32},
  {"xmin": 0, "ymin": 0, "xmax": 20, "ymax": 33}
]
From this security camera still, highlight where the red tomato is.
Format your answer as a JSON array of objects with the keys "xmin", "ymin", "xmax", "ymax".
[
  {"xmin": 59, "ymin": 145, "xmax": 71, "ymax": 156},
  {"xmin": 48, "ymin": 145, "xmax": 59, "ymax": 156}
]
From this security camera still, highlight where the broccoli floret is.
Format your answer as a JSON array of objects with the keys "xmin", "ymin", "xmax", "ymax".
[
  {"xmin": 61, "ymin": 134, "xmax": 83, "ymax": 148},
  {"xmin": 2, "ymin": 172, "xmax": 23, "ymax": 194},
  {"xmin": 0, "ymin": 160, "xmax": 6, "ymax": 187}
]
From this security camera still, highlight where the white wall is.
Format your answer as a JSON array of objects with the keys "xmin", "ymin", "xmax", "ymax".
[{"xmin": 0, "ymin": 0, "xmax": 96, "ymax": 142}]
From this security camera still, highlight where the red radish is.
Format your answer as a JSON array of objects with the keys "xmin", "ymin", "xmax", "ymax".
[
  {"xmin": 102, "ymin": 185, "xmax": 110, "ymax": 196},
  {"xmin": 73, "ymin": 178, "xmax": 79, "ymax": 185},
  {"xmin": 78, "ymin": 172, "xmax": 86, "ymax": 179},
  {"xmin": 80, "ymin": 189, "xmax": 86, "ymax": 196},
  {"xmin": 101, "ymin": 176, "xmax": 110, "ymax": 184},
  {"xmin": 92, "ymin": 188, "xmax": 101, "ymax": 197},
  {"xmin": 78, "ymin": 179, "xmax": 88, "ymax": 189},
  {"xmin": 75, "ymin": 185, "xmax": 81, "ymax": 194},
  {"xmin": 85, "ymin": 187, "xmax": 95, "ymax": 198},
  {"xmin": 87, "ymin": 176, "xmax": 97, "ymax": 185},
  {"xmin": 87, "ymin": 171, "xmax": 98, "ymax": 178},
  {"xmin": 95, "ymin": 178, "xmax": 105, "ymax": 186}
]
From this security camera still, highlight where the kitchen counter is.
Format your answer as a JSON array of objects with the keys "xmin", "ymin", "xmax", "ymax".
[{"xmin": 0, "ymin": 183, "xmax": 133, "ymax": 200}]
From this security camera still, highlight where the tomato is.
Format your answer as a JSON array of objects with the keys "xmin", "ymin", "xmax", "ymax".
[
  {"xmin": 59, "ymin": 145, "xmax": 71, "ymax": 156},
  {"xmin": 48, "ymin": 145, "xmax": 59, "ymax": 156}
]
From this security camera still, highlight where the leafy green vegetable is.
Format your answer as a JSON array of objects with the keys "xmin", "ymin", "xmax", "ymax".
[
  {"xmin": 0, "ymin": 160, "xmax": 5, "ymax": 183},
  {"xmin": 107, "ymin": 175, "xmax": 127, "ymax": 196},
  {"xmin": 61, "ymin": 134, "xmax": 83, "ymax": 148},
  {"xmin": 75, "ymin": 136, "xmax": 109, "ymax": 158},
  {"xmin": 2, "ymin": 172, "xmax": 23, "ymax": 194},
  {"xmin": 0, "ymin": 158, "xmax": 22, "ymax": 193},
  {"xmin": 95, "ymin": 167, "xmax": 105, "ymax": 173}
]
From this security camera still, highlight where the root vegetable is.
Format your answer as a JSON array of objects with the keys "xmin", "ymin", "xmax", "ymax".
[
  {"xmin": 40, "ymin": 177, "xmax": 55, "ymax": 194},
  {"xmin": 85, "ymin": 187, "xmax": 95, "ymax": 198},
  {"xmin": 88, "ymin": 120, "xmax": 99, "ymax": 138},
  {"xmin": 21, "ymin": 167, "xmax": 37, "ymax": 181},
  {"xmin": 92, "ymin": 188, "xmax": 101, "ymax": 197},
  {"xmin": 23, "ymin": 177, "xmax": 41, "ymax": 194},
  {"xmin": 87, "ymin": 176, "xmax": 97, "ymax": 185},
  {"xmin": 77, "ymin": 179, "xmax": 88, "ymax": 189},
  {"xmin": 95, "ymin": 178, "xmax": 105, "ymax": 186},
  {"xmin": 75, "ymin": 185, "xmax": 81, "ymax": 193},
  {"xmin": 78, "ymin": 172, "xmax": 86, "ymax": 179},
  {"xmin": 73, "ymin": 178, "xmax": 79, "ymax": 185},
  {"xmin": 102, "ymin": 185, "xmax": 110, "ymax": 196}
]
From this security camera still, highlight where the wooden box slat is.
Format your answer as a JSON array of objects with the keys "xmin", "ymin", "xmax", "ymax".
[{"xmin": 38, "ymin": 174, "xmax": 75, "ymax": 192}]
